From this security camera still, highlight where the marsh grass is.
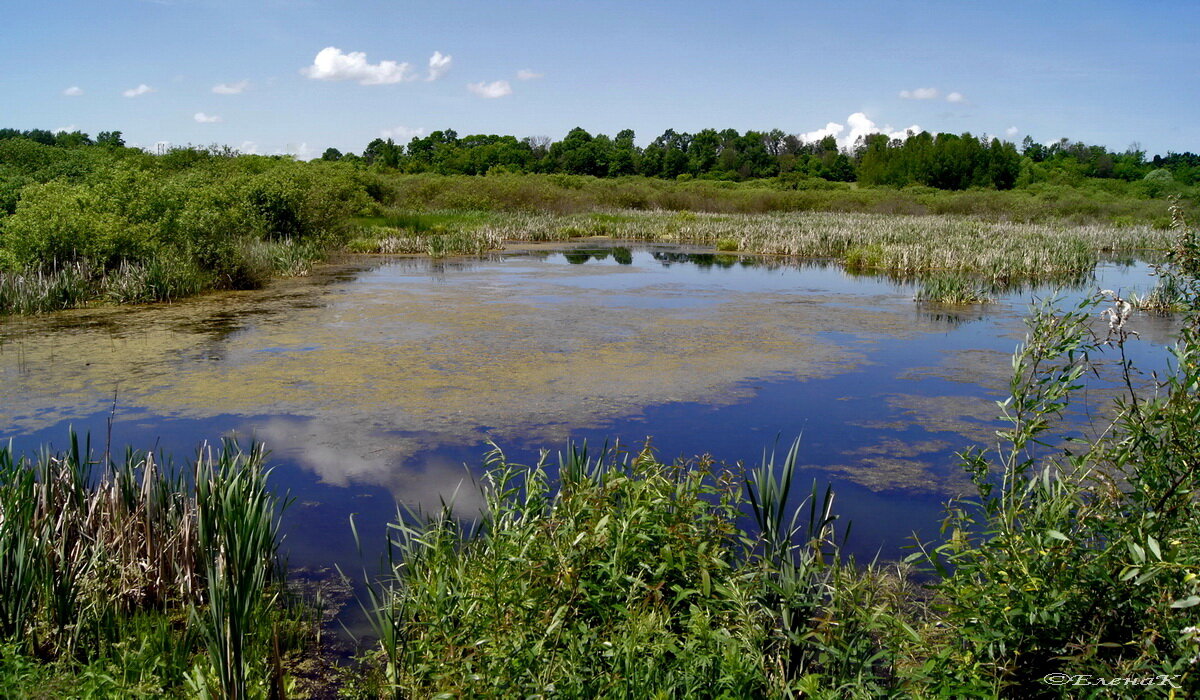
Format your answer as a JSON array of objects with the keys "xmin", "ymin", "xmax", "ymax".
[
  {"xmin": 0, "ymin": 434, "xmax": 312, "ymax": 697},
  {"xmin": 914, "ymin": 274, "xmax": 994, "ymax": 304},
  {"xmin": 381, "ymin": 174, "xmax": 1193, "ymax": 225},
  {"xmin": 0, "ymin": 262, "xmax": 98, "ymax": 314},
  {"xmin": 364, "ymin": 208, "xmax": 1163, "ymax": 286},
  {"xmin": 348, "ymin": 205, "xmax": 1167, "ymax": 285},
  {"xmin": 0, "ymin": 238, "xmax": 325, "ymax": 315}
]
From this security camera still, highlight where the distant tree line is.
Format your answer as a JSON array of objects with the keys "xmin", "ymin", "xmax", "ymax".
[
  {"xmin": 0, "ymin": 128, "xmax": 126, "ymax": 149},
  {"xmin": 1, "ymin": 125, "xmax": 1197, "ymax": 191},
  {"xmin": 315, "ymin": 126, "xmax": 1200, "ymax": 190}
]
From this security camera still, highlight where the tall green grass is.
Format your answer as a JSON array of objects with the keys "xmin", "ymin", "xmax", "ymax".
[{"xmin": 914, "ymin": 274, "xmax": 994, "ymax": 304}]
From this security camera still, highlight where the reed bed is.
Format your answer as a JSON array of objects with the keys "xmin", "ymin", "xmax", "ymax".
[
  {"xmin": 345, "ymin": 225, "xmax": 504, "ymax": 257},
  {"xmin": 0, "ymin": 239, "xmax": 324, "ymax": 315},
  {"xmin": 914, "ymin": 274, "xmax": 994, "ymax": 304},
  {"xmin": 368, "ymin": 209, "xmax": 1167, "ymax": 285},
  {"xmin": 0, "ymin": 434, "xmax": 310, "ymax": 696}
]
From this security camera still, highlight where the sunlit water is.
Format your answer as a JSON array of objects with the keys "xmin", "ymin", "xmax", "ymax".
[{"xmin": 0, "ymin": 243, "xmax": 1180, "ymax": 582}]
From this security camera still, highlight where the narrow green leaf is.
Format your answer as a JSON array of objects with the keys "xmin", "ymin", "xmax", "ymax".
[{"xmin": 1046, "ymin": 529, "xmax": 1069, "ymax": 542}]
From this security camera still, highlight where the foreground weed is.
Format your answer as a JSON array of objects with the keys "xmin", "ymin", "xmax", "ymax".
[
  {"xmin": 0, "ymin": 434, "xmax": 309, "ymax": 698},
  {"xmin": 348, "ymin": 440, "xmax": 916, "ymax": 698}
]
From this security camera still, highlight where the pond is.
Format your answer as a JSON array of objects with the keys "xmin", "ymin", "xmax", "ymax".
[{"xmin": 0, "ymin": 241, "xmax": 1181, "ymax": 576}]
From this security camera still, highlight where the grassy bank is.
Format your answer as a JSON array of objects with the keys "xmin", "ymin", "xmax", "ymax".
[
  {"xmin": 378, "ymin": 172, "xmax": 1196, "ymax": 225},
  {"xmin": 0, "ymin": 140, "xmax": 374, "ymax": 315}
]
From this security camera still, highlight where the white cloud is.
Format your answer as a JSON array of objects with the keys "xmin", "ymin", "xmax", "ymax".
[
  {"xmin": 238, "ymin": 141, "xmax": 260, "ymax": 154},
  {"xmin": 53, "ymin": 125, "xmax": 78, "ymax": 134},
  {"xmin": 212, "ymin": 80, "xmax": 250, "ymax": 94},
  {"xmin": 194, "ymin": 112, "xmax": 222, "ymax": 123},
  {"xmin": 381, "ymin": 125, "xmax": 425, "ymax": 141},
  {"xmin": 122, "ymin": 83, "xmax": 155, "ymax": 98},
  {"xmin": 801, "ymin": 113, "xmax": 921, "ymax": 150},
  {"xmin": 845, "ymin": 112, "xmax": 921, "ymax": 148},
  {"xmin": 467, "ymin": 80, "xmax": 512, "ymax": 99},
  {"xmin": 796, "ymin": 122, "xmax": 844, "ymax": 144},
  {"xmin": 946, "ymin": 92, "xmax": 965, "ymax": 103},
  {"xmin": 1005, "ymin": 126, "xmax": 1019, "ymax": 137},
  {"xmin": 301, "ymin": 47, "xmax": 417, "ymax": 85},
  {"xmin": 797, "ymin": 121, "xmax": 845, "ymax": 143},
  {"xmin": 62, "ymin": 86, "xmax": 83, "ymax": 97},
  {"xmin": 427, "ymin": 51, "xmax": 452, "ymax": 81},
  {"xmin": 899, "ymin": 87, "xmax": 939, "ymax": 100},
  {"xmin": 516, "ymin": 69, "xmax": 543, "ymax": 81}
]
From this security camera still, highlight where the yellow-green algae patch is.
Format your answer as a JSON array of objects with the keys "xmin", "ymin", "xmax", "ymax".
[
  {"xmin": 807, "ymin": 439, "xmax": 971, "ymax": 495},
  {"xmin": 849, "ymin": 393, "xmax": 1004, "ymax": 448},
  {"xmin": 0, "ymin": 253, "xmax": 985, "ymax": 500}
]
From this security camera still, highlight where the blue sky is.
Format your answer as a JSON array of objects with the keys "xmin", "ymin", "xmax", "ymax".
[{"xmin": 3, "ymin": 0, "xmax": 1197, "ymax": 158}]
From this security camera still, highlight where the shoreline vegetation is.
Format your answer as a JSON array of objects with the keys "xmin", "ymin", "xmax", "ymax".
[
  {"xmin": 1, "ymin": 213, "xmax": 1198, "ymax": 696},
  {"xmin": 1, "ymin": 127, "xmax": 1198, "ymax": 314}
]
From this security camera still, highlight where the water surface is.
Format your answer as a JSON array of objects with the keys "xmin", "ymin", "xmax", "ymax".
[{"xmin": 0, "ymin": 243, "xmax": 1180, "ymax": 569}]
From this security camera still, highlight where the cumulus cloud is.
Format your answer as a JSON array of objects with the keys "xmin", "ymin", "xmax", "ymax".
[
  {"xmin": 427, "ymin": 51, "xmax": 452, "ymax": 81},
  {"xmin": 194, "ymin": 112, "xmax": 222, "ymax": 123},
  {"xmin": 845, "ymin": 112, "xmax": 921, "ymax": 147},
  {"xmin": 799, "ymin": 113, "xmax": 921, "ymax": 150},
  {"xmin": 302, "ymin": 47, "xmax": 417, "ymax": 85},
  {"xmin": 946, "ymin": 91, "xmax": 965, "ymax": 103},
  {"xmin": 467, "ymin": 80, "xmax": 512, "ymax": 98},
  {"xmin": 238, "ymin": 141, "xmax": 260, "ymax": 155},
  {"xmin": 899, "ymin": 87, "xmax": 939, "ymax": 100},
  {"xmin": 122, "ymin": 83, "xmax": 155, "ymax": 98},
  {"xmin": 516, "ymin": 69, "xmax": 543, "ymax": 81},
  {"xmin": 1005, "ymin": 126, "xmax": 1019, "ymax": 137},
  {"xmin": 53, "ymin": 125, "xmax": 78, "ymax": 134},
  {"xmin": 62, "ymin": 86, "xmax": 83, "ymax": 97},
  {"xmin": 212, "ymin": 80, "xmax": 250, "ymax": 94},
  {"xmin": 797, "ymin": 121, "xmax": 845, "ymax": 143},
  {"xmin": 381, "ymin": 125, "xmax": 425, "ymax": 141}
]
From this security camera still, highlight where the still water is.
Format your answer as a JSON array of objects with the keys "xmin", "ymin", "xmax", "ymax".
[{"xmin": 0, "ymin": 242, "xmax": 1180, "ymax": 574}]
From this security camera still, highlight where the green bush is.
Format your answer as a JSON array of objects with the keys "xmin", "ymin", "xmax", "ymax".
[{"xmin": 3, "ymin": 181, "xmax": 154, "ymax": 269}]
